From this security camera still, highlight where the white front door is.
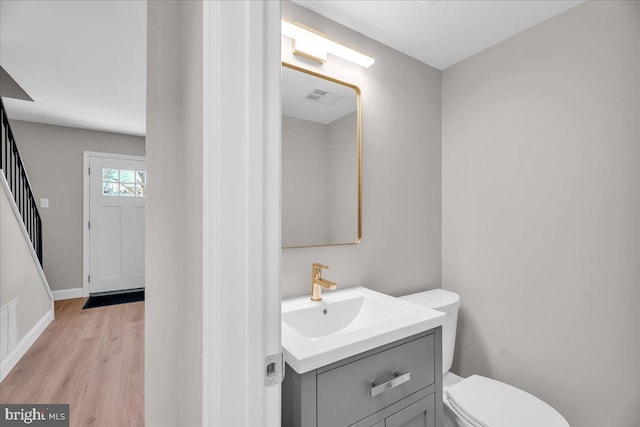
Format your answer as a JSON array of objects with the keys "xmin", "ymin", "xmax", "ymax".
[{"xmin": 89, "ymin": 155, "xmax": 146, "ymax": 293}]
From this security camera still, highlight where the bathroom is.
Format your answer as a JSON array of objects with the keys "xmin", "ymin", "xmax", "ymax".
[
  {"xmin": 144, "ymin": 0, "xmax": 639, "ymax": 426},
  {"xmin": 278, "ymin": 0, "xmax": 639, "ymax": 426}
]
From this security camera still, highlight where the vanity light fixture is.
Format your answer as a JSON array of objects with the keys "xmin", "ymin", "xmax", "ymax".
[{"xmin": 281, "ymin": 20, "xmax": 375, "ymax": 68}]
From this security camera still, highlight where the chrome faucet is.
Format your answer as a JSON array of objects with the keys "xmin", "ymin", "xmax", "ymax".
[{"xmin": 311, "ymin": 263, "xmax": 336, "ymax": 301}]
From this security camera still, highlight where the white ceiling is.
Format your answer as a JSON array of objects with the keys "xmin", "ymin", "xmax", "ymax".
[
  {"xmin": 282, "ymin": 65, "xmax": 357, "ymax": 125},
  {"xmin": 293, "ymin": 0, "xmax": 584, "ymax": 70},
  {"xmin": 0, "ymin": 0, "xmax": 146, "ymax": 136},
  {"xmin": 0, "ymin": 1, "xmax": 585, "ymax": 136}
]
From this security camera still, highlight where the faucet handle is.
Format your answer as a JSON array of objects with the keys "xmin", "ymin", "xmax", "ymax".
[{"xmin": 312, "ymin": 263, "xmax": 329, "ymax": 271}]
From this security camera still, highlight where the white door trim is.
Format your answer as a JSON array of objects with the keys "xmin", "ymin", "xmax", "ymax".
[
  {"xmin": 202, "ymin": 1, "xmax": 281, "ymax": 425},
  {"xmin": 82, "ymin": 151, "xmax": 146, "ymax": 297}
]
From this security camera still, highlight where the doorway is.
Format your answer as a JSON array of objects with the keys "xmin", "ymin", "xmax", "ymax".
[{"xmin": 83, "ymin": 151, "xmax": 146, "ymax": 295}]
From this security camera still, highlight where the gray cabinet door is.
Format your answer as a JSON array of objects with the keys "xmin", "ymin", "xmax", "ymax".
[{"xmin": 384, "ymin": 394, "xmax": 435, "ymax": 427}]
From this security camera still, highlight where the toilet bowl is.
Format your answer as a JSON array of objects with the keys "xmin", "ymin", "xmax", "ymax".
[{"xmin": 400, "ymin": 289, "xmax": 569, "ymax": 427}]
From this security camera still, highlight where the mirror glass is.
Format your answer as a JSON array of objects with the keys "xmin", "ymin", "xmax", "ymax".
[{"xmin": 282, "ymin": 63, "xmax": 361, "ymax": 248}]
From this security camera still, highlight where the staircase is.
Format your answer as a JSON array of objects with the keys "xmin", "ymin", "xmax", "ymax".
[
  {"xmin": 0, "ymin": 97, "xmax": 53, "ymax": 383},
  {"xmin": 0, "ymin": 97, "xmax": 43, "ymax": 265}
]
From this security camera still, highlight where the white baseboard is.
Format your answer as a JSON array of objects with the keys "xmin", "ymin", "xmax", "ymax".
[
  {"xmin": 0, "ymin": 308, "xmax": 54, "ymax": 382},
  {"xmin": 52, "ymin": 288, "xmax": 84, "ymax": 301}
]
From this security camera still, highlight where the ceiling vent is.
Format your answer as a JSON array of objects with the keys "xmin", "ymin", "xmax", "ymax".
[{"xmin": 304, "ymin": 89, "xmax": 344, "ymax": 105}]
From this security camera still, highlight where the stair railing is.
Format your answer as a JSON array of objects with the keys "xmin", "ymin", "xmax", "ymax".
[{"xmin": 0, "ymin": 97, "xmax": 43, "ymax": 266}]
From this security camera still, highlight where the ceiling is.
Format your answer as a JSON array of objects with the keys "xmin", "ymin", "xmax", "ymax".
[
  {"xmin": 0, "ymin": 1, "xmax": 585, "ymax": 136},
  {"xmin": 293, "ymin": 0, "xmax": 584, "ymax": 70},
  {"xmin": 282, "ymin": 65, "xmax": 357, "ymax": 125},
  {"xmin": 0, "ymin": 0, "xmax": 146, "ymax": 136}
]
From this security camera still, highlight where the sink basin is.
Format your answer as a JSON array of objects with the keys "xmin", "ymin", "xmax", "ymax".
[
  {"xmin": 281, "ymin": 286, "xmax": 445, "ymax": 373},
  {"xmin": 282, "ymin": 293, "xmax": 411, "ymax": 339}
]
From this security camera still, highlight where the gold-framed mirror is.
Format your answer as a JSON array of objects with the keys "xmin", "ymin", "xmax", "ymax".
[{"xmin": 281, "ymin": 62, "xmax": 362, "ymax": 249}]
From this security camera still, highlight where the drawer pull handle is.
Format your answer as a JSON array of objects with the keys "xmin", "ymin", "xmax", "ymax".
[{"xmin": 370, "ymin": 371, "xmax": 411, "ymax": 397}]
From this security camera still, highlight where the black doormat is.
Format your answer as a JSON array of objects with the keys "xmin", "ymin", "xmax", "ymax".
[{"xmin": 82, "ymin": 289, "xmax": 145, "ymax": 309}]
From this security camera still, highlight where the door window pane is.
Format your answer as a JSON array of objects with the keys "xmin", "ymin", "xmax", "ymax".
[
  {"xmin": 102, "ymin": 168, "xmax": 118, "ymax": 182},
  {"xmin": 102, "ymin": 182, "xmax": 119, "ymax": 196},
  {"xmin": 135, "ymin": 184, "xmax": 146, "ymax": 197},
  {"xmin": 120, "ymin": 169, "xmax": 135, "ymax": 183},
  {"xmin": 120, "ymin": 183, "xmax": 136, "ymax": 197}
]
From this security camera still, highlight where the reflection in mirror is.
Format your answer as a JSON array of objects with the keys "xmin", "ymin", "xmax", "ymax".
[{"xmin": 282, "ymin": 63, "xmax": 361, "ymax": 248}]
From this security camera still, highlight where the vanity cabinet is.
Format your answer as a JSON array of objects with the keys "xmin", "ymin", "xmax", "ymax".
[{"xmin": 282, "ymin": 328, "xmax": 442, "ymax": 427}]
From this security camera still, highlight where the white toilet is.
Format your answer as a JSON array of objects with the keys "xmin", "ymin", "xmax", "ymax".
[{"xmin": 400, "ymin": 289, "xmax": 569, "ymax": 427}]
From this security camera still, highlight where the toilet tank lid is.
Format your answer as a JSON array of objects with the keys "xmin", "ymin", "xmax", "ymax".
[{"xmin": 399, "ymin": 289, "xmax": 460, "ymax": 313}]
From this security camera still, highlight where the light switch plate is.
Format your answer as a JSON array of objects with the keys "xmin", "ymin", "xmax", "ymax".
[{"xmin": 40, "ymin": 198, "xmax": 49, "ymax": 208}]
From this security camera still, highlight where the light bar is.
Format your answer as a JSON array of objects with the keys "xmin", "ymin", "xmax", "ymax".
[{"xmin": 281, "ymin": 20, "xmax": 375, "ymax": 68}]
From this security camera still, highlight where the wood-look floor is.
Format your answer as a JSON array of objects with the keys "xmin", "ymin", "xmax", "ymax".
[{"xmin": 0, "ymin": 298, "xmax": 144, "ymax": 426}]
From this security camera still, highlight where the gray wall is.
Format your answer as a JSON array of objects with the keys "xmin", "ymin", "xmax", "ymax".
[
  {"xmin": 9, "ymin": 120, "xmax": 145, "ymax": 292},
  {"xmin": 0, "ymin": 182, "xmax": 51, "ymax": 344},
  {"xmin": 442, "ymin": 2, "xmax": 640, "ymax": 426},
  {"xmin": 146, "ymin": 1, "xmax": 203, "ymax": 425},
  {"xmin": 327, "ymin": 112, "xmax": 358, "ymax": 243},
  {"xmin": 282, "ymin": 116, "xmax": 329, "ymax": 246},
  {"xmin": 281, "ymin": 0, "xmax": 442, "ymax": 298},
  {"xmin": 282, "ymin": 112, "xmax": 357, "ymax": 247},
  {"xmin": 179, "ymin": 0, "xmax": 203, "ymax": 423}
]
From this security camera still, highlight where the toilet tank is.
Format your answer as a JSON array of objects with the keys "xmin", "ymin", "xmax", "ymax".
[{"xmin": 399, "ymin": 289, "xmax": 460, "ymax": 374}]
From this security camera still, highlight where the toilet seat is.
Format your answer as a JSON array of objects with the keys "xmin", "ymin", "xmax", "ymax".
[{"xmin": 445, "ymin": 375, "xmax": 569, "ymax": 427}]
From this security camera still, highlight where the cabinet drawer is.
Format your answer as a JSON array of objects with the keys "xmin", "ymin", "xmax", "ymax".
[{"xmin": 317, "ymin": 334, "xmax": 435, "ymax": 427}]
